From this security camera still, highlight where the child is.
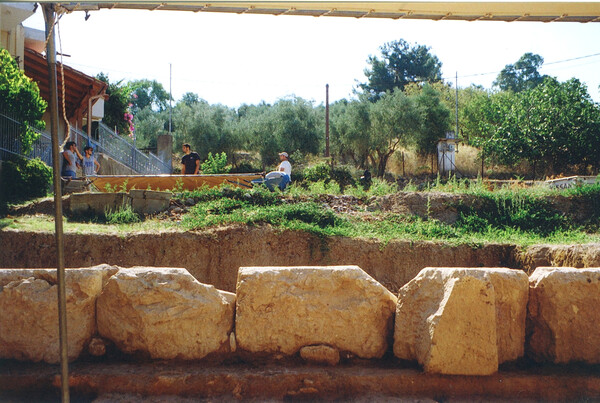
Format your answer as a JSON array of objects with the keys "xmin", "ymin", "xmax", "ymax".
[{"xmin": 82, "ymin": 146, "xmax": 101, "ymax": 176}]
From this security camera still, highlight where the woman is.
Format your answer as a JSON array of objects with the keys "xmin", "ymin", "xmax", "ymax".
[{"xmin": 61, "ymin": 141, "xmax": 82, "ymax": 178}]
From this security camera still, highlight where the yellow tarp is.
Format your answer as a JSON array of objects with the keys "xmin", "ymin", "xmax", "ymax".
[{"xmin": 54, "ymin": 1, "xmax": 600, "ymax": 23}]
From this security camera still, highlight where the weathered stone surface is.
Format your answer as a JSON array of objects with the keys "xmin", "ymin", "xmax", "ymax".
[
  {"xmin": 97, "ymin": 267, "xmax": 235, "ymax": 360},
  {"xmin": 88, "ymin": 337, "xmax": 109, "ymax": 357},
  {"xmin": 394, "ymin": 267, "xmax": 528, "ymax": 375},
  {"xmin": 527, "ymin": 267, "xmax": 600, "ymax": 364},
  {"xmin": 0, "ymin": 268, "xmax": 104, "ymax": 363},
  {"xmin": 69, "ymin": 192, "xmax": 128, "ymax": 216},
  {"xmin": 235, "ymin": 266, "xmax": 397, "ymax": 359},
  {"xmin": 300, "ymin": 345, "xmax": 340, "ymax": 366},
  {"xmin": 129, "ymin": 189, "xmax": 171, "ymax": 215}
]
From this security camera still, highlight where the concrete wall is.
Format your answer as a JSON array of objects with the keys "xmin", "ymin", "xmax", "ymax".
[{"xmin": 96, "ymin": 153, "xmax": 136, "ymax": 175}]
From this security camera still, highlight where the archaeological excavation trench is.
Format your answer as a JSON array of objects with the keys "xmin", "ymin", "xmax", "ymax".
[
  {"xmin": 1, "ymin": 226, "xmax": 600, "ymax": 401},
  {"xmin": 2, "ymin": 226, "xmax": 600, "ymax": 293}
]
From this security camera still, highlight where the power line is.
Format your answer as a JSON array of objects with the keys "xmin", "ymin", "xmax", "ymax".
[{"xmin": 446, "ymin": 51, "xmax": 600, "ymax": 82}]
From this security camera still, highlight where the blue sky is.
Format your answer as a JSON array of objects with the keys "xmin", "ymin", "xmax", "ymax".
[{"xmin": 24, "ymin": 7, "xmax": 600, "ymax": 107}]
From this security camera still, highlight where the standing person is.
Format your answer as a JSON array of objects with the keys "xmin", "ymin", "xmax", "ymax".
[
  {"xmin": 181, "ymin": 143, "xmax": 200, "ymax": 175},
  {"xmin": 82, "ymin": 146, "xmax": 101, "ymax": 176},
  {"xmin": 61, "ymin": 141, "xmax": 82, "ymax": 178},
  {"xmin": 277, "ymin": 151, "xmax": 291, "ymax": 190}
]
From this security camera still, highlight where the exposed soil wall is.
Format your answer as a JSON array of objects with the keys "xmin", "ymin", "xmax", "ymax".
[{"xmin": 2, "ymin": 227, "xmax": 599, "ymax": 292}]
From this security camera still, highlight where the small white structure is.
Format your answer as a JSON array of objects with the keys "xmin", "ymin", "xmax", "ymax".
[{"xmin": 437, "ymin": 131, "xmax": 460, "ymax": 176}]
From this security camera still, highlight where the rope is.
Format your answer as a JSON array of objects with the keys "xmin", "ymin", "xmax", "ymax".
[
  {"xmin": 42, "ymin": 8, "xmax": 70, "ymax": 152},
  {"xmin": 57, "ymin": 18, "xmax": 72, "ymax": 146}
]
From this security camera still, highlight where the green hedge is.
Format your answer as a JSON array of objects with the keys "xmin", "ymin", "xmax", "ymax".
[{"xmin": 0, "ymin": 156, "xmax": 52, "ymax": 204}]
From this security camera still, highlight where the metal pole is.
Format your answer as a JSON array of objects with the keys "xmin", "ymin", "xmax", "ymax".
[
  {"xmin": 169, "ymin": 63, "xmax": 172, "ymax": 134},
  {"xmin": 42, "ymin": 4, "xmax": 70, "ymax": 403},
  {"xmin": 325, "ymin": 84, "xmax": 329, "ymax": 158},
  {"xmin": 455, "ymin": 72, "xmax": 459, "ymax": 140}
]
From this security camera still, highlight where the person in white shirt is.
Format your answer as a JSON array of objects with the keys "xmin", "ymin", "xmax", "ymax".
[{"xmin": 277, "ymin": 151, "xmax": 291, "ymax": 190}]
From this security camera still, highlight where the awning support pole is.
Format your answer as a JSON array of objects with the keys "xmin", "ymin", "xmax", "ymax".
[{"xmin": 42, "ymin": 4, "xmax": 70, "ymax": 403}]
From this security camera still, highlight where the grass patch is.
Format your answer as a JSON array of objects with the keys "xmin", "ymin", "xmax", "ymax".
[
  {"xmin": 105, "ymin": 204, "xmax": 141, "ymax": 225},
  {"xmin": 4, "ymin": 180, "xmax": 600, "ymax": 247},
  {"xmin": 174, "ymin": 181, "xmax": 600, "ymax": 246}
]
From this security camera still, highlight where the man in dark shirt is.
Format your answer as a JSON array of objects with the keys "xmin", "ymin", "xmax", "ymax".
[{"xmin": 181, "ymin": 143, "xmax": 200, "ymax": 175}]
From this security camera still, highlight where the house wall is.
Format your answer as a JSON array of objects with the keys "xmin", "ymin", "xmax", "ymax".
[{"xmin": 0, "ymin": 3, "xmax": 34, "ymax": 69}]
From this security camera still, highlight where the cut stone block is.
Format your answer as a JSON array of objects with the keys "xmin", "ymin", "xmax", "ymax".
[
  {"xmin": 394, "ymin": 267, "xmax": 528, "ymax": 375},
  {"xmin": 97, "ymin": 267, "xmax": 235, "ymax": 360},
  {"xmin": 129, "ymin": 189, "xmax": 171, "ymax": 215},
  {"xmin": 235, "ymin": 266, "xmax": 397, "ymax": 359},
  {"xmin": 527, "ymin": 267, "xmax": 600, "ymax": 364},
  {"xmin": 69, "ymin": 192, "xmax": 128, "ymax": 216},
  {"xmin": 0, "ymin": 268, "xmax": 104, "ymax": 363}
]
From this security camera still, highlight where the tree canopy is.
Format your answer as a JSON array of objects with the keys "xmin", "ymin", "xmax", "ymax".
[
  {"xmin": 359, "ymin": 39, "xmax": 443, "ymax": 101},
  {"xmin": 473, "ymin": 77, "xmax": 600, "ymax": 175},
  {"xmin": 129, "ymin": 79, "xmax": 171, "ymax": 113},
  {"xmin": 493, "ymin": 53, "xmax": 548, "ymax": 93}
]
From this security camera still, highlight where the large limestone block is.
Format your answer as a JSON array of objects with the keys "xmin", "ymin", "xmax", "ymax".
[
  {"xmin": 235, "ymin": 266, "xmax": 398, "ymax": 359},
  {"xmin": 527, "ymin": 267, "xmax": 600, "ymax": 364},
  {"xmin": 394, "ymin": 267, "xmax": 528, "ymax": 375},
  {"xmin": 97, "ymin": 267, "xmax": 235, "ymax": 360},
  {"xmin": 0, "ymin": 268, "xmax": 104, "ymax": 363}
]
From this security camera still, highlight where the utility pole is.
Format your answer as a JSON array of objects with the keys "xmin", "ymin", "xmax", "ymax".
[
  {"xmin": 455, "ymin": 72, "xmax": 459, "ymax": 139},
  {"xmin": 325, "ymin": 84, "xmax": 330, "ymax": 157},
  {"xmin": 169, "ymin": 63, "xmax": 172, "ymax": 134},
  {"xmin": 42, "ymin": 4, "xmax": 70, "ymax": 402}
]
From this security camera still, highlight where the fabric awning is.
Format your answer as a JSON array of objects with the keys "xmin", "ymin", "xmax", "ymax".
[{"xmin": 53, "ymin": 2, "xmax": 600, "ymax": 23}]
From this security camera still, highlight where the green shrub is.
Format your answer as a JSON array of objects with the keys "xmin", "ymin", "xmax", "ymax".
[
  {"xmin": 105, "ymin": 204, "xmax": 140, "ymax": 224},
  {"xmin": 456, "ymin": 192, "xmax": 567, "ymax": 236},
  {"xmin": 0, "ymin": 157, "xmax": 52, "ymax": 203},
  {"xmin": 331, "ymin": 166, "xmax": 356, "ymax": 192},
  {"xmin": 303, "ymin": 163, "xmax": 332, "ymax": 183},
  {"xmin": 201, "ymin": 152, "xmax": 231, "ymax": 174}
]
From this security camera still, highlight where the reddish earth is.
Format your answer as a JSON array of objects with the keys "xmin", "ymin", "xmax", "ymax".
[{"xmin": 2, "ymin": 359, "xmax": 600, "ymax": 402}]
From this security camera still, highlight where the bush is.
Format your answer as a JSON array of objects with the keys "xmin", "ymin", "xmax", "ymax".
[
  {"xmin": 105, "ymin": 204, "xmax": 140, "ymax": 224},
  {"xmin": 331, "ymin": 166, "xmax": 356, "ymax": 192},
  {"xmin": 456, "ymin": 192, "xmax": 567, "ymax": 236},
  {"xmin": 303, "ymin": 163, "xmax": 332, "ymax": 183},
  {"xmin": 0, "ymin": 156, "xmax": 52, "ymax": 203},
  {"xmin": 201, "ymin": 152, "xmax": 231, "ymax": 174}
]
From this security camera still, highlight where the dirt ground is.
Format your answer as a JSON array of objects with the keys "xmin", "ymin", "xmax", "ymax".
[{"xmin": 2, "ymin": 358, "xmax": 600, "ymax": 402}]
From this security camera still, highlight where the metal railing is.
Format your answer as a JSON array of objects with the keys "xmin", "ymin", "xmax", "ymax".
[
  {"xmin": 0, "ymin": 109, "xmax": 171, "ymax": 174},
  {"xmin": 0, "ymin": 109, "xmax": 53, "ymax": 166},
  {"xmin": 72, "ymin": 122, "xmax": 171, "ymax": 174}
]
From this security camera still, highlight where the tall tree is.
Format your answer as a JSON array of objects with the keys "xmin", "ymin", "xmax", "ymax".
[
  {"xmin": 369, "ymin": 90, "xmax": 421, "ymax": 176},
  {"xmin": 493, "ymin": 53, "xmax": 548, "ymax": 93},
  {"xmin": 413, "ymin": 84, "xmax": 451, "ymax": 157},
  {"xmin": 359, "ymin": 39, "xmax": 443, "ymax": 101},
  {"xmin": 97, "ymin": 73, "xmax": 132, "ymax": 136},
  {"xmin": 476, "ymin": 77, "xmax": 600, "ymax": 176},
  {"xmin": 129, "ymin": 79, "xmax": 170, "ymax": 113},
  {"xmin": 330, "ymin": 98, "xmax": 371, "ymax": 168}
]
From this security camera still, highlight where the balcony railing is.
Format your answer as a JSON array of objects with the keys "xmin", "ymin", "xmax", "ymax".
[{"xmin": 0, "ymin": 109, "xmax": 171, "ymax": 175}]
